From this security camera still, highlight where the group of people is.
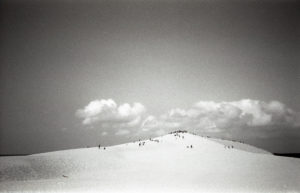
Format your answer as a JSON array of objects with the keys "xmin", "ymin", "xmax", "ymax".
[
  {"xmin": 224, "ymin": 145, "xmax": 234, "ymax": 149},
  {"xmin": 98, "ymin": 145, "xmax": 106, "ymax": 150},
  {"xmin": 174, "ymin": 133, "xmax": 185, "ymax": 139},
  {"xmin": 187, "ymin": 145, "xmax": 193, "ymax": 148},
  {"xmin": 149, "ymin": 138, "xmax": 160, "ymax": 143},
  {"xmin": 138, "ymin": 141, "xmax": 146, "ymax": 147}
]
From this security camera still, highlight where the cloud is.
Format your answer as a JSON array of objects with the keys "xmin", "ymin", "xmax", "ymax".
[
  {"xmin": 115, "ymin": 129, "xmax": 130, "ymax": 135},
  {"xmin": 142, "ymin": 99, "xmax": 299, "ymax": 135},
  {"xmin": 101, "ymin": 131, "xmax": 108, "ymax": 136},
  {"xmin": 76, "ymin": 99, "xmax": 299, "ymax": 139},
  {"xmin": 76, "ymin": 99, "xmax": 146, "ymax": 129}
]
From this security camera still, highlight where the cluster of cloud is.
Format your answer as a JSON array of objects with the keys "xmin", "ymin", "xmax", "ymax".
[
  {"xmin": 142, "ymin": 100, "xmax": 299, "ymax": 135},
  {"xmin": 76, "ymin": 99, "xmax": 146, "ymax": 135},
  {"xmin": 76, "ymin": 99, "xmax": 299, "ymax": 137}
]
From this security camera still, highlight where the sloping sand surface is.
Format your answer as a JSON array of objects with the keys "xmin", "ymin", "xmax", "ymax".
[{"xmin": 1, "ymin": 133, "xmax": 300, "ymax": 192}]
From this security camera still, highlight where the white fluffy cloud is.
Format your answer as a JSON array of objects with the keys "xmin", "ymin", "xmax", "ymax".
[
  {"xmin": 76, "ymin": 99, "xmax": 146, "ymax": 133},
  {"xmin": 142, "ymin": 99, "xmax": 299, "ymax": 134},
  {"xmin": 76, "ymin": 99, "xmax": 299, "ymax": 137}
]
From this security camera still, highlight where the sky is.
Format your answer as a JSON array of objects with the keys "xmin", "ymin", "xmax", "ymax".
[{"xmin": 0, "ymin": 0, "xmax": 299, "ymax": 154}]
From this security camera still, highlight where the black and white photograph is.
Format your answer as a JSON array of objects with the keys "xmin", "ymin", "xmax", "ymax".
[{"xmin": 0, "ymin": 0, "xmax": 300, "ymax": 192}]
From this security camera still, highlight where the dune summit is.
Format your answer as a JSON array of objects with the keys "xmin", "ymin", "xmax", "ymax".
[{"xmin": 0, "ymin": 132, "xmax": 300, "ymax": 193}]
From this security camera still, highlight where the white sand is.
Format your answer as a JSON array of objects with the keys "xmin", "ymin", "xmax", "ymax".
[{"xmin": 1, "ymin": 133, "xmax": 300, "ymax": 193}]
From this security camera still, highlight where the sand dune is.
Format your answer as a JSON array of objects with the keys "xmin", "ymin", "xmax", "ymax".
[{"xmin": 1, "ymin": 133, "xmax": 300, "ymax": 192}]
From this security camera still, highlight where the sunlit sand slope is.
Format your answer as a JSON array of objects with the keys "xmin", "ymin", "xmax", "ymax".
[{"xmin": 1, "ymin": 133, "xmax": 300, "ymax": 192}]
